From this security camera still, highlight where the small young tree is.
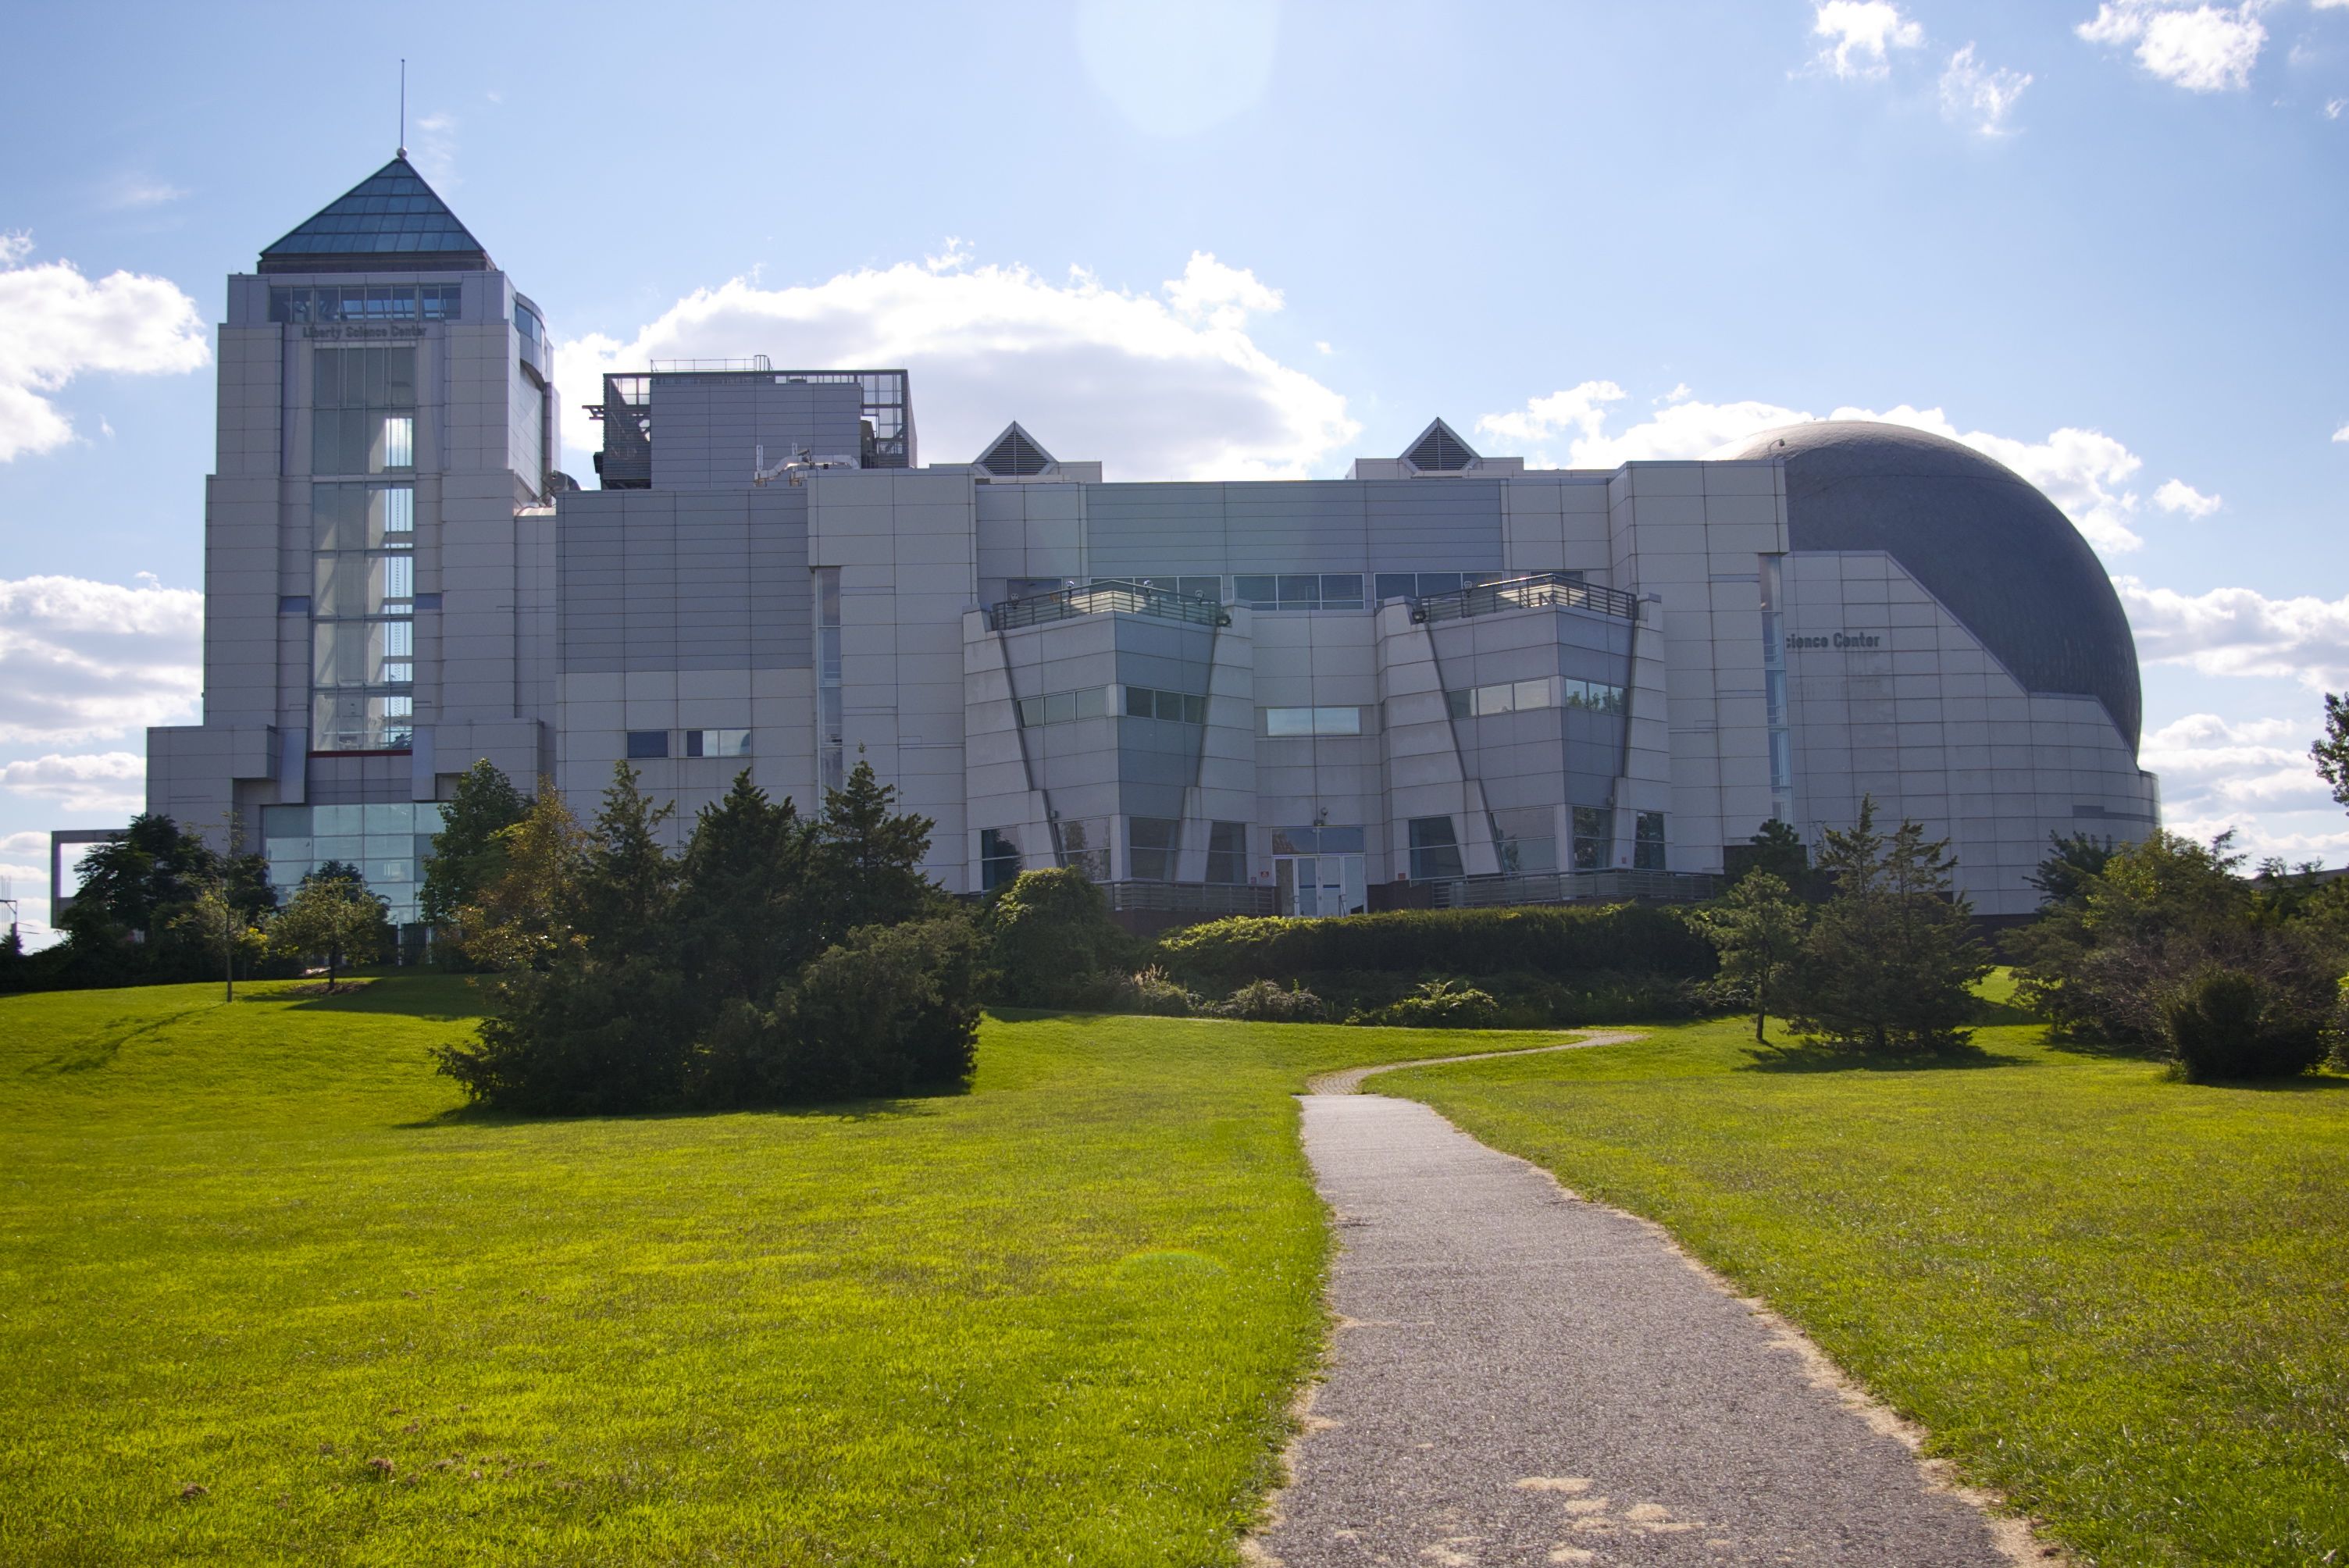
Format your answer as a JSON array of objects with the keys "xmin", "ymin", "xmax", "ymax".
[
  {"xmin": 420, "ymin": 759, "xmax": 532, "ymax": 942},
  {"xmin": 176, "ymin": 880, "xmax": 260, "ymax": 1002},
  {"xmin": 271, "ymin": 868, "xmax": 392, "ymax": 990},
  {"xmin": 1784, "ymin": 797, "xmax": 1987, "ymax": 1052},
  {"xmin": 1692, "ymin": 871, "xmax": 1808, "ymax": 1041}
]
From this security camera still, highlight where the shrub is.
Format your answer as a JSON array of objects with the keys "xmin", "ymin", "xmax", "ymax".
[
  {"xmin": 1212, "ymin": 979, "xmax": 1326, "ymax": 1023},
  {"xmin": 779, "ymin": 918, "xmax": 982, "ymax": 1099},
  {"xmin": 1363, "ymin": 978, "xmax": 1501, "ymax": 1029},
  {"xmin": 1157, "ymin": 903, "xmax": 1714, "ymax": 986},
  {"xmin": 1117, "ymin": 966, "xmax": 1197, "ymax": 1017},
  {"xmin": 986, "ymin": 868, "xmax": 1130, "ymax": 1006},
  {"xmin": 2162, "ymin": 966, "xmax": 2327, "ymax": 1083}
]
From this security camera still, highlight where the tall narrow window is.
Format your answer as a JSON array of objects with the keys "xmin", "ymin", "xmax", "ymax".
[
  {"xmin": 308, "ymin": 479, "xmax": 419, "ymax": 754},
  {"xmin": 1634, "ymin": 811, "xmax": 1667, "ymax": 871},
  {"xmin": 1571, "ymin": 807, "xmax": 1613, "ymax": 871},
  {"xmin": 1128, "ymin": 818, "xmax": 1181, "ymax": 881},
  {"xmin": 1407, "ymin": 817, "xmax": 1463, "ymax": 881},
  {"xmin": 1759, "ymin": 555, "xmax": 1795, "ymax": 822},
  {"xmin": 981, "ymin": 829, "xmax": 1024, "ymax": 891},
  {"xmin": 814, "ymin": 567, "xmax": 844, "ymax": 793},
  {"xmin": 1205, "ymin": 821, "xmax": 1248, "ymax": 884}
]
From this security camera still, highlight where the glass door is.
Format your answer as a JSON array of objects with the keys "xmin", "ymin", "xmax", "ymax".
[{"xmin": 1274, "ymin": 854, "xmax": 1367, "ymax": 917}]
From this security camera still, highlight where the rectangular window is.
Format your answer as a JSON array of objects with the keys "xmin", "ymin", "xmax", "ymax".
[
  {"xmin": 1374, "ymin": 572, "xmax": 1416, "ymax": 602},
  {"xmin": 1206, "ymin": 821, "xmax": 1247, "ymax": 884},
  {"xmin": 1123, "ymin": 685, "xmax": 1205, "ymax": 724},
  {"xmin": 1572, "ymin": 807, "xmax": 1613, "ymax": 871},
  {"xmin": 1408, "ymin": 816, "xmax": 1464, "ymax": 881},
  {"xmin": 685, "ymin": 728, "xmax": 751, "ymax": 757},
  {"xmin": 1561, "ymin": 679, "xmax": 1626, "ymax": 714},
  {"xmin": 269, "ymin": 287, "xmax": 311, "ymax": 324},
  {"xmin": 626, "ymin": 730, "xmax": 669, "ymax": 760},
  {"xmin": 1634, "ymin": 811, "xmax": 1667, "ymax": 871},
  {"xmin": 1232, "ymin": 575, "xmax": 1276, "ymax": 608},
  {"xmin": 421, "ymin": 283, "xmax": 462, "ymax": 321},
  {"xmin": 380, "ymin": 415, "xmax": 414, "ymax": 471},
  {"xmin": 1058, "ymin": 818, "xmax": 1110, "ymax": 882},
  {"xmin": 1490, "ymin": 807, "xmax": 1559, "ymax": 875},
  {"xmin": 980, "ymin": 828, "xmax": 1024, "ymax": 892},
  {"xmin": 1128, "ymin": 818, "xmax": 1182, "ymax": 881},
  {"xmin": 1446, "ymin": 679, "xmax": 1563, "ymax": 720},
  {"xmin": 1318, "ymin": 573, "xmax": 1363, "ymax": 608},
  {"xmin": 1276, "ymin": 574, "xmax": 1320, "ymax": 608},
  {"xmin": 1262, "ymin": 706, "xmax": 1363, "ymax": 736},
  {"xmin": 814, "ymin": 566, "xmax": 843, "ymax": 793}
]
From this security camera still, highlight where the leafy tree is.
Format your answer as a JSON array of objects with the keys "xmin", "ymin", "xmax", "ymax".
[
  {"xmin": 2026, "ymin": 831, "xmax": 2116, "ymax": 910},
  {"xmin": 271, "ymin": 868, "xmax": 391, "ymax": 990},
  {"xmin": 59, "ymin": 814, "xmax": 219, "ymax": 975},
  {"xmin": 454, "ymin": 790, "xmax": 586, "ymax": 972},
  {"xmin": 1782, "ymin": 796, "xmax": 1987, "ymax": 1053},
  {"xmin": 813, "ymin": 756, "xmax": 939, "ymax": 940},
  {"xmin": 984, "ymin": 866, "xmax": 1128, "ymax": 1006},
  {"xmin": 2313, "ymin": 691, "xmax": 2349, "ymax": 811},
  {"xmin": 1692, "ymin": 871, "xmax": 1809, "ymax": 1041},
  {"xmin": 420, "ymin": 760, "xmax": 532, "ymax": 936}
]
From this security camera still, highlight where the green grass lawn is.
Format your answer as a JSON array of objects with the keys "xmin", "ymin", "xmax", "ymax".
[
  {"xmin": 0, "ymin": 978, "xmax": 1524, "ymax": 1566},
  {"xmin": 1374, "ymin": 989, "xmax": 2349, "ymax": 1567}
]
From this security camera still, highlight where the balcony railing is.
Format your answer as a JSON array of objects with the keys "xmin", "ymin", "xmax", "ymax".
[
  {"xmin": 989, "ymin": 578, "xmax": 1232, "ymax": 632},
  {"xmin": 1101, "ymin": 881, "xmax": 1277, "ymax": 916},
  {"xmin": 1424, "ymin": 868, "xmax": 1717, "ymax": 907},
  {"xmin": 1412, "ymin": 572, "xmax": 1639, "ymax": 625}
]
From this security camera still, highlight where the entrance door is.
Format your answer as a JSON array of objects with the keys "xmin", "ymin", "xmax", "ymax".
[{"xmin": 1274, "ymin": 854, "xmax": 1367, "ymax": 917}]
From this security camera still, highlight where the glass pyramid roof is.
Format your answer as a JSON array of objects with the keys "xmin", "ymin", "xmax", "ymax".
[{"xmin": 259, "ymin": 156, "xmax": 491, "ymax": 273}]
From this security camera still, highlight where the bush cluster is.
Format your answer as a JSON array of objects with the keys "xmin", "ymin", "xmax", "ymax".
[
  {"xmin": 1159, "ymin": 903, "xmax": 1715, "ymax": 986},
  {"xmin": 2011, "ymin": 828, "xmax": 2347, "ymax": 1082},
  {"xmin": 433, "ymin": 760, "xmax": 978, "ymax": 1114}
]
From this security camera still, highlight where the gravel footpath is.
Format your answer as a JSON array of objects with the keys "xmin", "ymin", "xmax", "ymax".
[{"xmin": 1253, "ymin": 1046, "xmax": 2034, "ymax": 1567}]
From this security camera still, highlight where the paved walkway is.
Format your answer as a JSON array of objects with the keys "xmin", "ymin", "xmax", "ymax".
[{"xmin": 1254, "ymin": 1042, "xmax": 2026, "ymax": 1567}]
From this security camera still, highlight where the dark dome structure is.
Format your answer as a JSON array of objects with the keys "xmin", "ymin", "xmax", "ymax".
[{"xmin": 1726, "ymin": 420, "xmax": 2142, "ymax": 752}]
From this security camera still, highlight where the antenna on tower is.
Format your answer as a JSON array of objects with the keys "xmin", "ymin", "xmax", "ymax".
[{"xmin": 398, "ymin": 59, "xmax": 408, "ymax": 159}]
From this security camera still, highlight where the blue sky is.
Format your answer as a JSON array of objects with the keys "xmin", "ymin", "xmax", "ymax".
[{"xmin": 2, "ymin": 0, "xmax": 2345, "ymax": 934}]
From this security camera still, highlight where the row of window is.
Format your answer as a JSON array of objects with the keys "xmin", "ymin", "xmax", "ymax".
[
  {"xmin": 625, "ymin": 728, "xmax": 754, "ymax": 760},
  {"xmin": 978, "ymin": 820, "xmax": 1251, "ymax": 889},
  {"xmin": 271, "ymin": 284, "xmax": 463, "ymax": 324},
  {"xmin": 1099, "ymin": 570, "xmax": 1552, "ymax": 611},
  {"xmin": 312, "ymin": 692, "xmax": 413, "ymax": 754},
  {"xmin": 313, "ymin": 619, "xmax": 413, "ymax": 688},
  {"xmin": 1263, "ymin": 705, "xmax": 1364, "ymax": 736},
  {"xmin": 1445, "ymin": 676, "xmax": 1627, "ymax": 721},
  {"xmin": 315, "ymin": 411, "xmax": 415, "ymax": 476},
  {"xmin": 316, "ymin": 346, "xmax": 418, "ymax": 408},
  {"xmin": 1014, "ymin": 685, "xmax": 1211, "ymax": 727}
]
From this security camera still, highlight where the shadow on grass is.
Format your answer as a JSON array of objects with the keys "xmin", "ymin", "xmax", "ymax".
[
  {"xmin": 1738, "ymin": 1036, "xmax": 2026, "ymax": 1074},
  {"xmin": 287, "ymin": 972, "xmax": 484, "ymax": 1022},
  {"xmin": 395, "ymin": 1082, "xmax": 968, "ymax": 1131}
]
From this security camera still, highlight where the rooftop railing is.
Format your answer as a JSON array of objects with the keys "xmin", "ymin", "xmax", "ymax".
[
  {"xmin": 1411, "ymin": 571, "xmax": 1639, "ymax": 625},
  {"xmin": 989, "ymin": 578, "xmax": 1231, "ymax": 632}
]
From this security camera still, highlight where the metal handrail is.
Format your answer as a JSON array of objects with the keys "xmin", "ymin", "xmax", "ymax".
[
  {"xmin": 1411, "ymin": 572, "xmax": 1638, "ymax": 625},
  {"xmin": 989, "ymin": 579, "xmax": 1231, "ymax": 632}
]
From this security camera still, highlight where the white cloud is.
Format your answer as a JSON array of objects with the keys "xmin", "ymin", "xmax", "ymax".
[
  {"xmin": 1812, "ymin": 1, "xmax": 1925, "ymax": 78},
  {"xmin": 2140, "ymin": 711, "xmax": 2349, "ymax": 863},
  {"xmin": 0, "ymin": 752, "xmax": 145, "ymax": 813},
  {"xmin": 2328, "ymin": 98, "xmax": 2347, "ymax": 119},
  {"xmin": 2077, "ymin": 2, "xmax": 2268, "ymax": 92},
  {"xmin": 411, "ymin": 113, "xmax": 459, "ymax": 188},
  {"xmin": 2116, "ymin": 577, "xmax": 2349, "ymax": 686},
  {"xmin": 2334, "ymin": 422, "xmax": 2348, "ymax": 441},
  {"xmin": 1940, "ymin": 44, "xmax": 2034, "ymax": 134},
  {"xmin": 106, "ymin": 178, "xmax": 187, "ymax": 210},
  {"xmin": 0, "ymin": 239, "xmax": 209, "ymax": 461},
  {"xmin": 2152, "ymin": 477, "xmax": 2222, "ymax": 515},
  {"xmin": 1476, "ymin": 387, "xmax": 2152, "ymax": 552},
  {"xmin": 0, "ymin": 574, "xmax": 202, "ymax": 745},
  {"xmin": 554, "ymin": 249, "xmax": 1357, "ymax": 481}
]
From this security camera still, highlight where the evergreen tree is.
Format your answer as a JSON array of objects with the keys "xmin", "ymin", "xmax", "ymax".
[
  {"xmin": 2026, "ymin": 831, "xmax": 2117, "ymax": 910},
  {"xmin": 420, "ymin": 760, "xmax": 532, "ymax": 932},
  {"xmin": 571, "ymin": 763, "xmax": 679, "ymax": 952},
  {"xmin": 675, "ymin": 770, "xmax": 819, "ymax": 1000},
  {"xmin": 813, "ymin": 755, "xmax": 939, "ymax": 939},
  {"xmin": 1784, "ymin": 796, "xmax": 1987, "ymax": 1052},
  {"xmin": 1692, "ymin": 871, "xmax": 1808, "ymax": 1042},
  {"xmin": 0, "ymin": 922, "xmax": 23, "ymax": 993},
  {"xmin": 59, "ymin": 814, "xmax": 219, "ymax": 964}
]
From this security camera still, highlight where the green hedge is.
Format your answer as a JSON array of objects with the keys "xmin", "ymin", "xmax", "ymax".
[{"xmin": 1156, "ymin": 903, "xmax": 1715, "ymax": 984}]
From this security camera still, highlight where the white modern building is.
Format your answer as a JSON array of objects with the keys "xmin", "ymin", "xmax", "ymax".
[{"xmin": 140, "ymin": 156, "xmax": 2158, "ymax": 926}]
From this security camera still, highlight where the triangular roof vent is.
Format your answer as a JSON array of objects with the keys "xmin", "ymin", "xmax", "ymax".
[
  {"xmin": 259, "ymin": 155, "xmax": 493, "ymax": 274},
  {"xmin": 1401, "ymin": 419, "xmax": 1479, "ymax": 472},
  {"xmin": 975, "ymin": 422, "xmax": 1056, "ymax": 478}
]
